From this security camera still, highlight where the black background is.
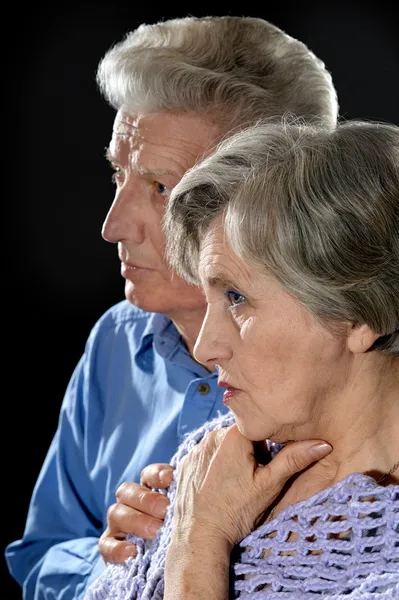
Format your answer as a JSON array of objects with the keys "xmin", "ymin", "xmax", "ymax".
[{"xmin": 4, "ymin": 1, "xmax": 399, "ymax": 597}]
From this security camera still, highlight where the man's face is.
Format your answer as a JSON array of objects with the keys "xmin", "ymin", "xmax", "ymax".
[{"xmin": 102, "ymin": 110, "xmax": 220, "ymax": 318}]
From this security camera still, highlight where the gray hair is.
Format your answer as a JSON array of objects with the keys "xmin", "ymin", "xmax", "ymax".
[
  {"xmin": 164, "ymin": 118, "xmax": 399, "ymax": 356},
  {"xmin": 96, "ymin": 15, "xmax": 338, "ymax": 136}
]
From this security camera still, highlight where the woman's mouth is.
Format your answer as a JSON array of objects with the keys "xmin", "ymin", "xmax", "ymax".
[{"xmin": 218, "ymin": 381, "xmax": 241, "ymax": 405}]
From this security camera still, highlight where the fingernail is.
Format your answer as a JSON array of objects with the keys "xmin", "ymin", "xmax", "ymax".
[
  {"xmin": 309, "ymin": 442, "xmax": 333, "ymax": 459},
  {"xmin": 147, "ymin": 520, "xmax": 162, "ymax": 536},
  {"xmin": 154, "ymin": 498, "xmax": 169, "ymax": 518},
  {"xmin": 159, "ymin": 468, "xmax": 173, "ymax": 486},
  {"xmin": 122, "ymin": 546, "xmax": 137, "ymax": 560}
]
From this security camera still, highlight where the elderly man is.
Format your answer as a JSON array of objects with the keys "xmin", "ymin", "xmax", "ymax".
[{"xmin": 5, "ymin": 15, "xmax": 338, "ymax": 599}]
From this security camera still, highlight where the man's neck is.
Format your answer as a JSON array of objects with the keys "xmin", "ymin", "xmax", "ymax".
[
  {"xmin": 170, "ymin": 310, "xmax": 204, "ymax": 353},
  {"xmin": 168, "ymin": 307, "xmax": 215, "ymax": 372}
]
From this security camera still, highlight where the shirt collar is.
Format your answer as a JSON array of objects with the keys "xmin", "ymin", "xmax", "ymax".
[
  {"xmin": 135, "ymin": 312, "xmax": 212, "ymax": 378},
  {"xmin": 135, "ymin": 311, "xmax": 184, "ymax": 363}
]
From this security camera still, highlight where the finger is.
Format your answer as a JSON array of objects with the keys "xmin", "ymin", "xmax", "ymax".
[
  {"xmin": 107, "ymin": 502, "xmax": 165, "ymax": 539},
  {"xmin": 256, "ymin": 440, "xmax": 332, "ymax": 489},
  {"xmin": 99, "ymin": 533, "xmax": 137, "ymax": 564},
  {"xmin": 116, "ymin": 482, "xmax": 169, "ymax": 519},
  {"xmin": 140, "ymin": 463, "xmax": 174, "ymax": 488}
]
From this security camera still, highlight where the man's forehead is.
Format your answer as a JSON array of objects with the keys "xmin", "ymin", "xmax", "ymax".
[
  {"xmin": 112, "ymin": 110, "xmax": 220, "ymax": 148},
  {"xmin": 109, "ymin": 113, "xmax": 149, "ymax": 159},
  {"xmin": 112, "ymin": 112, "xmax": 143, "ymax": 136},
  {"xmin": 109, "ymin": 109, "xmax": 221, "ymax": 175}
]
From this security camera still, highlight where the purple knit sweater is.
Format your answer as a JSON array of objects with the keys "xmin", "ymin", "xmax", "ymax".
[{"xmin": 85, "ymin": 412, "xmax": 399, "ymax": 599}]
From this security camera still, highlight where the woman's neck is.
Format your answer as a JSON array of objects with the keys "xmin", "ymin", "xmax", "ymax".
[{"xmin": 277, "ymin": 353, "xmax": 399, "ymax": 511}]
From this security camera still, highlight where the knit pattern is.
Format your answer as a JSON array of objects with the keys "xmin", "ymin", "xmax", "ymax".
[{"xmin": 85, "ymin": 412, "xmax": 399, "ymax": 599}]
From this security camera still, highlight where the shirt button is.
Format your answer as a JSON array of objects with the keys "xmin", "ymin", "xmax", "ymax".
[{"xmin": 197, "ymin": 382, "xmax": 211, "ymax": 395}]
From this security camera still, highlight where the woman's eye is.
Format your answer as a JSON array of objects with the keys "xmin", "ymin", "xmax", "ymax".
[{"xmin": 225, "ymin": 290, "xmax": 246, "ymax": 307}]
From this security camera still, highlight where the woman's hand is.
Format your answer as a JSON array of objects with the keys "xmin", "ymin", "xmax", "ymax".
[
  {"xmin": 164, "ymin": 424, "xmax": 332, "ymax": 600},
  {"xmin": 171, "ymin": 424, "xmax": 332, "ymax": 549}
]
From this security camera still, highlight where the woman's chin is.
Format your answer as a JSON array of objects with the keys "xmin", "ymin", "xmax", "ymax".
[{"xmin": 236, "ymin": 420, "xmax": 272, "ymax": 442}]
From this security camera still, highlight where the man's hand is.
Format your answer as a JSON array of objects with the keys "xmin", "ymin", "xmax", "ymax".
[{"xmin": 98, "ymin": 463, "xmax": 173, "ymax": 563}]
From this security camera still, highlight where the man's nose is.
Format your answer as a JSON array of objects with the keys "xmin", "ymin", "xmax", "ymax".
[{"xmin": 101, "ymin": 186, "xmax": 145, "ymax": 244}]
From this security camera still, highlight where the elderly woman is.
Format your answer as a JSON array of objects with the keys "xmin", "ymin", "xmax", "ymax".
[{"xmin": 86, "ymin": 119, "xmax": 399, "ymax": 599}]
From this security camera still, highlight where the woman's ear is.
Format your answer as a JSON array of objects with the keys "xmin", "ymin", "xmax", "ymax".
[{"xmin": 347, "ymin": 323, "xmax": 381, "ymax": 354}]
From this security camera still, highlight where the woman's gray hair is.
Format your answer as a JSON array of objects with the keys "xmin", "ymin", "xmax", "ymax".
[
  {"xmin": 96, "ymin": 16, "xmax": 338, "ymax": 135},
  {"xmin": 164, "ymin": 118, "xmax": 399, "ymax": 356}
]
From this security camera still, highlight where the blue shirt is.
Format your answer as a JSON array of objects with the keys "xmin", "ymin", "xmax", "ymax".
[{"xmin": 5, "ymin": 300, "xmax": 227, "ymax": 599}]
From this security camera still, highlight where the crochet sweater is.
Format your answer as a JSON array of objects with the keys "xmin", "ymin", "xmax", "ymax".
[{"xmin": 86, "ymin": 412, "xmax": 399, "ymax": 599}]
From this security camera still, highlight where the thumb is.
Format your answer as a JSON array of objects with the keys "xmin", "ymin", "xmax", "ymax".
[{"xmin": 255, "ymin": 440, "xmax": 333, "ymax": 490}]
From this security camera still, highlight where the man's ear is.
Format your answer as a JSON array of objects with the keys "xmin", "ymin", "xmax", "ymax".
[{"xmin": 347, "ymin": 323, "xmax": 381, "ymax": 354}]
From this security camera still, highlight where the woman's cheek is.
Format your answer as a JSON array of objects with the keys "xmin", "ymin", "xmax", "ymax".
[{"xmin": 237, "ymin": 314, "xmax": 256, "ymax": 335}]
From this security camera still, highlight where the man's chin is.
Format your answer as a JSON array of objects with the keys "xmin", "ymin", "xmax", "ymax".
[
  {"xmin": 124, "ymin": 279, "xmax": 207, "ymax": 315},
  {"xmin": 125, "ymin": 284, "xmax": 153, "ymax": 312},
  {"xmin": 124, "ymin": 282, "xmax": 168, "ymax": 314}
]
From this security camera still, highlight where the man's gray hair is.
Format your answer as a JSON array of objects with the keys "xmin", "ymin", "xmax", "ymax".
[
  {"xmin": 164, "ymin": 118, "xmax": 399, "ymax": 356},
  {"xmin": 97, "ymin": 15, "xmax": 338, "ymax": 136}
]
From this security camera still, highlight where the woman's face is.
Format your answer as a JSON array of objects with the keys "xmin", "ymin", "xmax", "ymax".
[{"xmin": 194, "ymin": 217, "xmax": 350, "ymax": 442}]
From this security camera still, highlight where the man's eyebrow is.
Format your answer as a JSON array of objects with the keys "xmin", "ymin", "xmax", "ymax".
[
  {"xmin": 104, "ymin": 147, "xmax": 115, "ymax": 163},
  {"xmin": 137, "ymin": 166, "xmax": 179, "ymax": 178},
  {"xmin": 104, "ymin": 147, "xmax": 179, "ymax": 178}
]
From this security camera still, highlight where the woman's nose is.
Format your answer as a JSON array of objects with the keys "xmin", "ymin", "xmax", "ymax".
[{"xmin": 193, "ymin": 307, "xmax": 232, "ymax": 367}]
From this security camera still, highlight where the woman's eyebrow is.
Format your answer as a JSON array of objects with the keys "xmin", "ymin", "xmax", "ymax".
[{"xmin": 205, "ymin": 273, "xmax": 240, "ymax": 289}]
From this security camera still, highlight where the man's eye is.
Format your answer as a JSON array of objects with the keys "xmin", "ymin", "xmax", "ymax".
[
  {"xmin": 225, "ymin": 290, "xmax": 246, "ymax": 307},
  {"xmin": 155, "ymin": 182, "xmax": 170, "ymax": 196},
  {"xmin": 110, "ymin": 166, "xmax": 121, "ymax": 183}
]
